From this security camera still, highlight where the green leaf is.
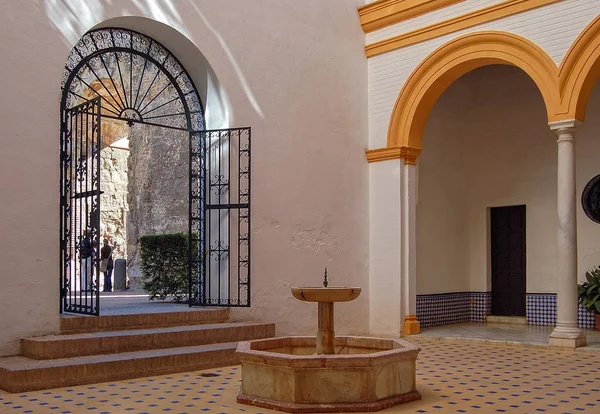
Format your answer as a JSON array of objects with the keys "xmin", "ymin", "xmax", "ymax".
[{"xmin": 596, "ymin": 301, "xmax": 600, "ymax": 313}]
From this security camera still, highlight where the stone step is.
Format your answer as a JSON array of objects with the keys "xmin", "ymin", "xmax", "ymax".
[
  {"xmin": 60, "ymin": 308, "xmax": 230, "ymax": 334},
  {"xmin": 22, "ymin": 322, "xmax": 275, "ymax": 360},
  {"xmin": 0, "ymin": 342, "xmax": 240, "ymax": 393}
]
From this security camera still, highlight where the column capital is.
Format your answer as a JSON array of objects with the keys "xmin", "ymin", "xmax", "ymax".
[
  {"xmin": 548, "ymin": 119, "xmax": 583, "ymax": 134},
  {"xmin": 400, "ymin": 146, "xmax": 421, "ymax": 165}
]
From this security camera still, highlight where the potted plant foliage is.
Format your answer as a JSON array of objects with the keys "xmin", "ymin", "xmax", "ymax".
[{"xmin": 578, "ymin": 267, "xmax": 600, "ymax": 331}]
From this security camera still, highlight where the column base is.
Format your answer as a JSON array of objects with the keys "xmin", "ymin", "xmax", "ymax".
[
  {"xmin": 403, "ymin": 315, "xmax": 420, "ymax": 335},
  {"xmin": 549, "ymin": 326, "xmax": 586, "ymax": 348}
]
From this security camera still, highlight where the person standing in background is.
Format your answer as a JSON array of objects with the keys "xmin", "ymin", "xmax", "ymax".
[
  {"xmin": 100, "ymin": 239, "xmax": 114, "ymax": 292},
  {"xmin": 80, "ymin": 230, "xmax": 94, "ymax": 291}
]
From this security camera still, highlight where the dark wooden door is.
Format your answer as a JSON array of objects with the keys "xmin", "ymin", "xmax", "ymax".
[{"xmin": 491, "ymin": 205, "xmax": 526, "ymax": 316}]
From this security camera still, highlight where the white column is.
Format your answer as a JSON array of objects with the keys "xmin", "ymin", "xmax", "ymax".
[
  {"xmin": 549, "ymin": 119, "xmax": 586, "ymax": 348},
  {"xmin": 369, "ymin": 159, "xmax": 403, "ymax": 337},
  {"xmin": 401, "ymin": 160, "xmax": 420, "ymax": 334}
]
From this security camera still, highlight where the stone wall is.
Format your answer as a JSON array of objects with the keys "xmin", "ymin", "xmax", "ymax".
[
  {"xmin": 126, "ymin": 124, "xmax": 188, "ymax": 289},
  {"xmin": 99, "ymin": 147, "xmax": 128, "ymax": 259}
]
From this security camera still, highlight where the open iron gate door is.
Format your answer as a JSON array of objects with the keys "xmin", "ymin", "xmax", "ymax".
[
  {"xmin": 60, "ymin": 97, "xmax": 102, "ymax": 315},
  {"xmin": 190, "ymin": 128, "xmax": 251, "ymax": 307}
]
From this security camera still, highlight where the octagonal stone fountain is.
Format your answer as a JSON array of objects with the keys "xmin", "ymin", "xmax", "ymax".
[{"xmin": 236, "ymin": 270, "xmax": 421, "ymax": 413}]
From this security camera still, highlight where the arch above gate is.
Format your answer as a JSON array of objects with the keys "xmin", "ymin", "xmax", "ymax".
[{"xmin": 61, "ymin": 27, "xmax": 205, "ymax": 134}]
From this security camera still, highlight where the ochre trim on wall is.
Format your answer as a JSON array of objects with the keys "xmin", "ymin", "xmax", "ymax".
[
  {"xmin": 366, "ymin": 146, "xmax": 422, "ymax": 163},
  {"xmin": 387, "ymin": 31, "xmax": 560, "ymax": 150},
  {"xmin": 365, "ymin": 0, "xmax": 563, "ymax": 58},
  {"xmin": 358, "ymin": 0, "xmax": 464, "ymax": 33},
  {"xmin": 367, "ymin": 16, "xmax": 600, "ymax": 164},
  {"xmin": 366, "ymin": 146, "xmax": 403, "ymax": 162},
  {"xmin": 366, "ymin": 31, "xmax": 562, "ymax": 163},
  {"xmin": 558, "ymin": 14, "xmax": 600, "ymax": 122}
]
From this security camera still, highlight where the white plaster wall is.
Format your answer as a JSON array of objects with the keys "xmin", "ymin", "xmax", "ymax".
[
  {"xmin": 0, "ymin": 0, "xmax": 369, "ymax": 356},
  {"xmin": 369, "ymin": 160, "xmax": 403, "ymax": 336},
  {"xmin": 576, "ymin": 82, "xmax": 600, "ymax": 278},
  {"xmin": 417, "ymin": 65, "xmax": 600, "ymax": 295},
  {"xmin": 367, "ymin": 0, "xmax": 505, "ymax": 44},
  {"xmin": 416, "ymin": 80, "xmax": 470, "ymax": 294},
  {"xmin": 368, "ymin": 0, "xmax": 600, "ymax": 149}
]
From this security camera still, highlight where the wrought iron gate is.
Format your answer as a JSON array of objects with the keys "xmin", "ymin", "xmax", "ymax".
[
  {"xmin": 60, "ymin": 97, "xmax": 102, "ymax": 315},
  {"xmin": 190, "ymin": 128, "xmax": 251, "ymax": 307},
  {"xmin": 60, "ymin": 28, "xmax": 252, "ymax": 314}
]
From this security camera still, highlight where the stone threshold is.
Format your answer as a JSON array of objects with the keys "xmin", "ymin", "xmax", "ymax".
[{"xmin": 486, "ymin": 315, "xmax": 527, "ymax": 325}]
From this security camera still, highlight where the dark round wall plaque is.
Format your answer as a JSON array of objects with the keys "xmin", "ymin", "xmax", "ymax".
[{"xmin": 582, "ymin": 174, "xmax": 600, "ymax": 224}]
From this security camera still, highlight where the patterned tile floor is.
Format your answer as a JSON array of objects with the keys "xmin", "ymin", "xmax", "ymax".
[{"xmin": 1, "ymin": 337, "xmax": 599, "ymax": 413}]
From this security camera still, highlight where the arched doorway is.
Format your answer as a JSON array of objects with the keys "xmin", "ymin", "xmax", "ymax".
[{"xmin": 60, "ymin": 27, "xmax": 251, "ymax": 315}]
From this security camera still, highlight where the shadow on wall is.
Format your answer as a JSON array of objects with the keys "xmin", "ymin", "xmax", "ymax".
[{"xmin": 39, "ymin": 0, "xmax": 265, "ymax": 127}]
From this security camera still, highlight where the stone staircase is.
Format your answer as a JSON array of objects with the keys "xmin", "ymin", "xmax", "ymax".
[{"xmin": 0, "ymin": 309, "xmax": 275, "ymax": 393}]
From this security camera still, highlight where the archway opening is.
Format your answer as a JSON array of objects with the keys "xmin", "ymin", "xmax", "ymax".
[
  {"xmin": 59, "ymin": 25, "xmax": 251, "ymax": 316},
  {"xmin": 416, "ymin": 65, "xmax": 555, "ymax": 327}
]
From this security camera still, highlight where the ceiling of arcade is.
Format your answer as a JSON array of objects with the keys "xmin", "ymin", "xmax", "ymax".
[{"xmin": 63, "ymin": 28, "xmax": 204, "ymax": 152}]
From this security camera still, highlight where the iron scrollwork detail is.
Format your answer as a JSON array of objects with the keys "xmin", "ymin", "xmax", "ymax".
[
  {"xmin": 60, "ymin": 98, "xmax": 102, "ymax": 315},
  {"xmin": 190, "ymin": 128, "xmax": 251, "ymax": 307},
  {"xmin": 61, "ymin": 28, "xmax": 204, "ymax": 132}
]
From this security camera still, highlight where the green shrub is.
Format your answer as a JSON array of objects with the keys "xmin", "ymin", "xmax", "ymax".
[
  {"xmin": 140, "ymin": 233, "xmax": 190, "ymax": 302},
  {"xmin": 579, "ymin": 267, "xmax": 600, "ymax": 314}
]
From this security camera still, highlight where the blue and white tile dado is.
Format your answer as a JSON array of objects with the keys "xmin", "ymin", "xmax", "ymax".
[{"xmin": 417, "ymin": 292, "xmax": 596, "ymax": 328}]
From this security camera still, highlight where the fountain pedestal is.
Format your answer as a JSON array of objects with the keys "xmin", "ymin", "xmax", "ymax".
[
  {"xmin": 236, "ymin": 285, "xmax": 421, "ymax": 413},
  {"xmin": 290, "ymin": 287, "xmax": 360, "ymax": 355},
  {"xmin": 317, "ymin": 302, "xmax": 334, "ymax": 354}
]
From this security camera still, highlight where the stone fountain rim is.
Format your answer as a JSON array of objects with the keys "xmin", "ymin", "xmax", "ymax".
[
  {"xmin": 291, "ymin": 286, "xmax": 362, "ymax": 303},
  {"xmin": 236, "ymin": 336, "xmax": 421, "ymax": 368},
  {"xmin": 237, "ymin": 391, "xmax": 422, "ymax": 414},
  {"xmin": 290, "ymin": 286, "xmax": 362, "ymax": 289}
]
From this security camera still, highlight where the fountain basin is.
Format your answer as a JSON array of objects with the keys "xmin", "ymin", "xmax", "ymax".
[
  {"xmin": 236, "ymin": 336, "xmax": 421, "ymax": 413},
  {"xmin": 291, "ymin": 287, "xmax": 361, "ymax": 302}
]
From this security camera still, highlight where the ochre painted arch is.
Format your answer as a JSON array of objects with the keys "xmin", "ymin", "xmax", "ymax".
[
  {"xmin": 386, "ymin": 31, "xmax": 560, "ymax": 161},
  {"xmin": 558, "ymin": 14, "xmax": 600, "ymax": 122}
]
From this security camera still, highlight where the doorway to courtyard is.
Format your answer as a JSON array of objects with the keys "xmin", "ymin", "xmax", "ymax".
[
  {"xmin": 490, "ymin": 205, "xmax": 526, "ymax": 317},
  {"xmin": 59, "ymin": 28, "xmax": 251, "ymax": 316}
]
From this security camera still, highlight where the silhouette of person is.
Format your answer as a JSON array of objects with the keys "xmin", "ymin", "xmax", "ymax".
[
  {"xmin": 80, "ymin": 230, "xmax": 94, "ymax": 291},
  {"xmin": 100, "ymin": 239, "xmax": 114, "ymax": 292}
]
